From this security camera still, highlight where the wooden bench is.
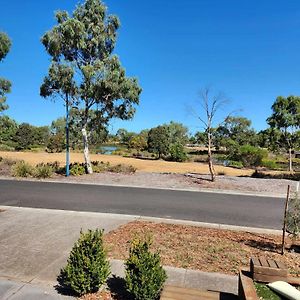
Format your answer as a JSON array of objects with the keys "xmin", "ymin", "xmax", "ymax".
[{"xmin": 250, "ymin": 257, "xmax": 288, "ymax": 283}]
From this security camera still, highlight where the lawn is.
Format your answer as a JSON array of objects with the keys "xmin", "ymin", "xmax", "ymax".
[{"xmin": 0, "ymin": 151, "xmax": 253, "ymax": 176}]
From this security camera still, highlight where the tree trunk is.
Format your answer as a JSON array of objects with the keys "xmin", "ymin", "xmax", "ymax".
[
  {"xmin": 288, "ymin": 148, "xmax": 293, "ymax": 173},
  {"xmin": 82, "ymin": 126, "xmax": 93, "ymax": 174},
  {"xmin": 207, "ymin": 132, "xmax": 216, "ymax": 182}
]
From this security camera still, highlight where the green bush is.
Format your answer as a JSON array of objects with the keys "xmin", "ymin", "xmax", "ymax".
[
  {"xmin": 34, "ymin": 163, "xmax": 53, "ymax": 178},
  {"xmin": 226, "ymin": 160, "xmax": 243, "ymax": 169},
  {"xmin": 125, "ymin": 236, "xmax": 167, "ymax": 300},
  {"xmin": 168, "ymin": 143, "xmax": 188, "ymax": 162},
  {"xmin": 58, "ymin": 229, "xmax": 110, "ymax": 296},
  {"xmin": 12, "ymin": 161, "xmax": 33, "ymax": 177},
  {"xmin": 108, "ymin": 164, "xmax": 137, "ymax": 173},
  {"xmin": 229, "ymin": 145, "xmax": 268, "ymax": 167},
  {"xmin": 261, "ymin": 159, "xmax": 278, "ymax": 170},
  {"xmin": 70, "ymin": 163, "xmax": 86, "ymax": 176}
]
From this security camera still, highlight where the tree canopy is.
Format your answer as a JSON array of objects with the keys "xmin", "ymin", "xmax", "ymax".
[
  {"xmin": 40, "ymin": 0, "xmax": 142, "ymax": 173},
  {"xmin": 0, "ymin": 32, "xmax": 12, "ymax": 112}
]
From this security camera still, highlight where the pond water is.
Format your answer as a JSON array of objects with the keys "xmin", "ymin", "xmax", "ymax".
[{"xmin": 98, "ymin": 145, "xmax": 118, "ymax": 155}]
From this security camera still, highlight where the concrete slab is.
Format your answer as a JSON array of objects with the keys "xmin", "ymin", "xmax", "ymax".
[
  {"xmin": 0, "ymin": 207, "xmax": 134, "ymax": 283},
  {"xmin": 184, "ymin": 269, "xmax": 238, "ymax": 295},
  {"xmin": 0, "ymin": 279, "xmax": 23, "ymax": 299}
]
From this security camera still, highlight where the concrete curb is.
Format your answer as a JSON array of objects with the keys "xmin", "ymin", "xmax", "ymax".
[{"xmin": 0, "ymin": 205, "xmax": 282, "ymax": 235}]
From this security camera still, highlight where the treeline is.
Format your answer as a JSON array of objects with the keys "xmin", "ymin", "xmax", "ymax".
[{"xmin": 0, "ymin": 110, "xmax": 108, "ymax": 152}]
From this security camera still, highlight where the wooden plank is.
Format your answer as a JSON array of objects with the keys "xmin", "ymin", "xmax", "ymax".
[
  {"xmin": 287, "ymin": 276, "xmax": 300, "ymax": 286},
  {"xmin": 251, "ymin": 257, "xmax": 261, "ymax": 267},
  {"xmin": 254, "ymin": 273, "xmax": 288, "ymax": 283},
  {"xmin": 238, "ymin": 269, "xmax": 259, "ymax": 300},
  {"xmin": 267, "ymin": 259, "xmax": 277, "ymax": 269},
  {"xmin": 258, "ymin": 256, "xmax": 269, "ymax": 267},
  {"xmin": 253, "ymin": 267, "xmax": 288, "ymax": 276},
  {"xmin": 275, "ymin": 260, "xmax": 287, "ymax": 270}
]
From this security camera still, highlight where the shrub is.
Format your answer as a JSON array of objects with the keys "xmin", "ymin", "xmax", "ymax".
[
  {"xmin": 34, "ymin": 163, "xmax": 53, "ymax": 178},
  {"xmin": 108, "ymin": 164, "xmax": 137, "ymax": 173},
  {"xmin": 125, "ymin": 236, "xmax": 167, "ymax": 300},
  {"xmin": 261, "ymin": 159, "xmax": 278, "ymax": 170},
  {"xmin": 58, "ymin": 229, "xmax": 110, "ymax": 296},
  {"xmin": 91, "ymin": 161, "xmax": 110, "ymax": 173},
  {"xmin": 12, "ymin": 161, "xmax": 33, "ymax": 177},
  {"xmin": 229, "ymin": 145, "xmax": 268, "ymax": 167},
  {"xmin": 227, "ymin": 160, "xmax": 243, "ymax": 169},
  {"xmin": 70, "ymin": 163, "xmax": 86, "ymax": 176},
  {"xmin": 168, "ymin": 143, "xmax": 188, "ymax": 162}
]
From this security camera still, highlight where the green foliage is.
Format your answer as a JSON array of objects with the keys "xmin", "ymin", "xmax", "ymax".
[
  {"xmin": 47, "ymin": 133, "xmax": 65, "ymax": 153},
  {"xmin": 58, "ymin": 229, "xmax": 110, "ymax": 296},
  {"xmin": 14, "ymin": 123, "xmax": 35, "ymax": 150},
  {"xmin": 70, "ymin": 163, "xmax": 86, "ymax": 176},
  {"xmin": 91, "ymin": 161, "xmax": 110, "ymax": 173},
  {"xmin": 41, "ymin": 0, "xmax": 142, "ymax": 173},
  {"xmin": 0, "ymin": 116, "xmax": 18, "ymax": 144},
  {"xmin": 128, "ymin": 135, "xmax": 147, "ymax": 152},
  {"xmin": 125, "ymin": 236, "xmax": 167, "ymax": 300},
  {"xmin": 261, "ymin": 159, "xmax": 278, "ymax": 170},
  {"xmin": 286, "ymin": 192, "xmax": 300, "ymax": 240},
  {"xmin": 148, "ymin": 126, "xmax": 170, "ymax": 158},
  {"xmin": 34, "ymin": 163, "xmax": 53, "ymax": 178},
  {"xmin": 0, "ymin": 32, "xmax": 12, "ymax": 112},
  {"xmin": 169, "ymin": 143, "xmax": 188, "ymax": 162},
  {"xmin": 254, "ymin": 282, "xmax": 281, "ymax": 300},
  {"xmin": 227, "ymin": 160, "xmax": 243, "ymax": 169},
  {"xmin": 229, "ymin": 145, "xmax": 268, "ymax": 167},
  {"xmin": 12, "ymin": 161, "xmax": 33, "ymax": 177}
]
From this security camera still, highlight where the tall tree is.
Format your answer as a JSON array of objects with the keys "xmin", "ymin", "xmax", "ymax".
[
  {"xmin": 148, "ymin": 126, "xmax": 170, "ymax": 159},
  {"xmin": 40, "ymin": 0, "xmax": 141, "ymax": 173},
  {"xmin": 267, "ymin": 95, "xmax": 300, "ymax": 172},
  {"xmin": 194, "ymin": 87, "xmax": 228, "ymax": 182},
  {"xmin": 0, "ymin": 32, "xmax": 11, "ymax": 112}
]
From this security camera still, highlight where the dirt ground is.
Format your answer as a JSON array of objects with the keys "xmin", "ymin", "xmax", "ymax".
[
  {"xmin": 0, "ymin": 151, "xmax": 252, "ymax": 176},
  {"xmin": 104, "ymin": 221, "xmax": 300, "ymax": 277}
]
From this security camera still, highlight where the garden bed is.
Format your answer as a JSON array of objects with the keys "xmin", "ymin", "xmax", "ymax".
[{"xmin": 104, "ymin": 221, "xmax": 300, "ymax": 276}]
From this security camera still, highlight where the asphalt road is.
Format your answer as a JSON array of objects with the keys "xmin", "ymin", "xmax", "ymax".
[{"xmin": 0, "ymin": 179, "xmax": 285, "ymax": 229}]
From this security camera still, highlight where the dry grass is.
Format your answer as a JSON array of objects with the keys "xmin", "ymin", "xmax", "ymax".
[
  {"xmin": 104, "ymin": 221, "xmax": 300, "ymax": 277},
  {"xmin": 0, "ymin": 151, "xmax": 252, "ymax": 176}
]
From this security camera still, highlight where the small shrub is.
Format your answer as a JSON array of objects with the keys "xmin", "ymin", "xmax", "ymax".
[
  {"xmin": 108, "ymin": 164, "xmax": 136, "ymax": 173},
  {"xmin": 227, "ymin": 160, "xmax": 243, "ymax": 169},
  {"xmin": 58, "ymin": 229, "xmax": 110, "ymax": 296},
  {"xmin": 34, "ymin": 163, "xmax": 53, "ymax": 179},
  {"xmin": 47, "ymin": 161, "xmax": 60, "ymax": 172},
  {"xmin": 168, "ymin": 143, "xmax": 188, "ymax": 162},
  {"xmin": 70, "ymin": 163, "xmax": 86, "ymax": 176},
  {"xmin": 91, "ymin": 161, "xmax": 110, "ymax": 173},
  {"xmin": 261, "ymin": 159, "xmax": 278, "ymax": 170},
  {"xmin": 229, "ymin": 145, "xmax": 268, "ymax": 167},
  {"xmin": 12, "ymin": 161, "xmax": 33, "ymax": 177},
  {"xmin": 125, "ymin": 236, "xmax": 167, "ymax": 300}
]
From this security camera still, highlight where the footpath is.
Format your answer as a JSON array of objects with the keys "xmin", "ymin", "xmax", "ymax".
[{"xmin": 0, "ymin": 206, "xmax": 243, "ymax": 299}]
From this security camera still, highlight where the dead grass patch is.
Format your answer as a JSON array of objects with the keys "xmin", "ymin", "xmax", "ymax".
[
  {"xmin": 0, "ymin": 151, "xmax": 252, "ymax": 176},
  {"xmin": 104, "ymin": 221, "xmax": 300, "ymax": 277}
]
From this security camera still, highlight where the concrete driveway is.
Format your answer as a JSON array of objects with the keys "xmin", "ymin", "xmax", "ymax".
[{"xmin": 0, "ymin": 206, "xmax": 134, "ymax": 284}]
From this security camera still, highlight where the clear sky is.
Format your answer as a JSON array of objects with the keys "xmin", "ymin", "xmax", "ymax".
[{"xmin": 1, "ymin": 0, "xmax": 300, "ymax": 134}]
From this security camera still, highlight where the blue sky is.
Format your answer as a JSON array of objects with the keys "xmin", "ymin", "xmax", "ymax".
[{"xmin": 1, "ymin": 0, "xmax": 300, "ymax": 134}]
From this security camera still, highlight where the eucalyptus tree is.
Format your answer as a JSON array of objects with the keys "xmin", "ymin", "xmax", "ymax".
[
  {"xmin": 0, "ymin": 32, "xmax": 11, "ymax": 112},
  {"xmin": 40, "ymin": 0, "xmax": 141, "ymax": 173},
  {"xmin": 267, "ymin": 95, "xmax": 300, "ymax": 172}
]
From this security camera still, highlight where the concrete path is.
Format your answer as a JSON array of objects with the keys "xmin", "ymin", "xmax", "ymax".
[{"xmin": 0, "ymin": 206, "xmax": 238, "ymax": 299}]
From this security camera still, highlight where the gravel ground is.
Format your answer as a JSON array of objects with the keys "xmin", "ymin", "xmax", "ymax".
[{"xmin": 24, "ymin": 171, "xmax": 299, "ymax": 197}]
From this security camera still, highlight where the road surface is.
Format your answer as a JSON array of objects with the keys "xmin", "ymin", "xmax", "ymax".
[{"xmin": 0, "ymin": 179, "xmax": 284, "ymax": 229}]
